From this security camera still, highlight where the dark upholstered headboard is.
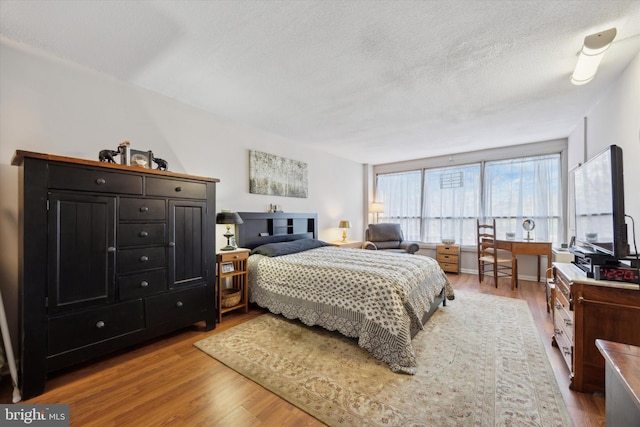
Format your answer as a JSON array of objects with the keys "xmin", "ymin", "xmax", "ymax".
[{"xmin": 236, "ymin": 212, "xmax": 318, "ymax": 249}]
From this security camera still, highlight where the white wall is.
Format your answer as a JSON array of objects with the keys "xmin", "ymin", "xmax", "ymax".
[
  {"xmin": 567, "ymin": 51, "xmax": 640, "ymax": 249},
  {"xmin": 0, "ymin": 40, "xmax": 364, "ymax": 348}
]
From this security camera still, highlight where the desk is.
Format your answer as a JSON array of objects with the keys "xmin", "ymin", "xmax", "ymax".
[
  {"xmin": 596, "ymin": 340, "xmax": 640, "ymax": 426},
  {"xmin": 495, "ymin": 240, "xmax": 552, "ymax": 287}
]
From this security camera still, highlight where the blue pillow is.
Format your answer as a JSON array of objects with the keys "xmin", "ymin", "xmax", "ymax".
[{"xmin": 251, "ymin": 239, "xmax": 331, "ymax": 257}]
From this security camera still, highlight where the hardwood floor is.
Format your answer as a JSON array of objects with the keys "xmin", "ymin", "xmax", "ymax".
[{"xmin": 1, "ymin": 273, "xmax": 604, "ymax": 426}]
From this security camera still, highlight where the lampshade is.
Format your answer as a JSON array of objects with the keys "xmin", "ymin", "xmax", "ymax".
[
  {"xmin": 338, "ymin": 220, "xmax": 351, "ymax": 229},
  {"xmin": 369, "ymin": 202, "xmax": 384, "ymax": 213},
  {"xmin": 216, "ymin": 210, "xmax": 244, "ymax": 225},
  {"xmin": 571, "ymin": 28, "xmax": 616, "ymax": 86}
]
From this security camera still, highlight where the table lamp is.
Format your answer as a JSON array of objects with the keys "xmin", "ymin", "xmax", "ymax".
[
  {"xmin": 216, "ymin": 210, "xmax": 244, "ymax": 251},
  {"xmin": 339, "ymin": 220, "xmax": 351, "ymax": 242},
  {"xmin": 369, "ymin": 202, "xmax": 384, "ymax": 223}
]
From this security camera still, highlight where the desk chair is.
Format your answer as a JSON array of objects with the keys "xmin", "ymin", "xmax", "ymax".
[{"xmin": 477, "ymin": 219, "xmax": 518, "ymax": 289}]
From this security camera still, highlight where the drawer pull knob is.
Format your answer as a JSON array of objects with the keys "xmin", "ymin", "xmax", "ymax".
[
  {"xmin": 107, "ymin": 246, "xmax": 116, "ymax": 253},
  {"xmin": 563, "ymin": 318, "xmax": 572, "ymax": 326},
  {"xmin": 95, "ymin": 178, "xmax": 106, "ymax": 185},
  {"xmin": 554, "ymin": 328, "xmax": 562, "ymax": 335},
  {"xmin": 555, "ymin": 302, "xmax": 562, "ymax": 309},
  {"xmin": 176, "ymin": 301, "xmax": 183, "ymax": 308},
  {"xmin": 562, "ymin": 346, "xmax": 571, "ymax": 356},
  {"xmin": 140, "ymin": 281, "xmax": 149, "ymax": 288},
  {"xmin": 140, "ymin": 255, "xmax": 149, "ymax": 262},
  {"xmin": 140, "ymin": 206, "xmax": 149, "ymax": 212},
  {"xmin": 139, "ymin": 231, "xmax": 149, "ymax": 237},
  {"xmin": 175, "ymin": 187, "xmax": 182, "ymax": 192},
  {"xmin": 96, "ymin": 321, "xmax": 105, "ymax": 328},
  {"xmin": 168, "ymin": 242, "xmax": 175, "ymax": 247}
]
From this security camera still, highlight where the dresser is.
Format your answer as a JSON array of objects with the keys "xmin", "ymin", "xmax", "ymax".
[
  {"xmin": 436, "ymin": 244, "xmax": 460, "ymax": 273},
  {"xmin": 552, "ymin": 262, "xmax": 640, "ymax": 393},
  {"xmin": 12, "ymin": 150, "xmax": 218, "ymax": 398}
]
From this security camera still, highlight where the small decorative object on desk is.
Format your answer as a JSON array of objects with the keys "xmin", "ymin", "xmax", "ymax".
[{"xmin": 522, "ymin": 218, "xmax": 535, "ymax": 241}]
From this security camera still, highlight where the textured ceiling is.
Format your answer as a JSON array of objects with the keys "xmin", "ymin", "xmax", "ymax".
[{"xmin": 1, "ymin": 0, "xmax": 640, "ymax": 164}]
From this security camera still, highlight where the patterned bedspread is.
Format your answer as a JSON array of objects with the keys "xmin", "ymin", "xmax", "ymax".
[{"xmin": 248, "ymin": 246, "xmax": 455, "ymax": 374}]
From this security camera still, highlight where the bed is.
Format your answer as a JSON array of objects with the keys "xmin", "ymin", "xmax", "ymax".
[{"xmin": 236, "ymin": 212, "xmax": 455, "ymax": 374}]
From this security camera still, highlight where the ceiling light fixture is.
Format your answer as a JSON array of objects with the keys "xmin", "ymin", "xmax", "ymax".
[{"xmin": 571, "ymin": 28, "xmax": 617, "ymax": 86}]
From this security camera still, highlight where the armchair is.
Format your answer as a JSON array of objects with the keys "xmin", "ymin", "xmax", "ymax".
[{"xmin": 363, "ymin": 223, "xmax": 419, "ymax": 254}]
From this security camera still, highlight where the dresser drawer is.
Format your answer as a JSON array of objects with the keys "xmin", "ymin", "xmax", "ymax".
[
  {"xmin": 554, "ymin": 301, "xmax": 574, "ymax": 345},
  {"xmin": 49, "ymin": 164, "xmax": 143, "ymax": 194},
  {"xmin": 145, "ymin": 286, "xmax": 208, "ymax": 327},
  {"xmin": 146, "ymin": 177, "xmax": 206, "ymax": 199},
  {"xmin": 437, "ymin": 244, "xmax": 459, "ymax": 255},
  {"xmin": 48, "ymin": 300, "xmax": 144, "ymax": 356},
  {"xmin": 553, "ymin": 320, "xmax": 573, "ymax": 373},
  {"xmin": 119, "ymin": 198, "xmax": 166, "ymax": 221},
  {"xmin": 118, "ymin": 247, "xmax": 166, "ymax": 273},
  {"xmin": 119, "ymin": 269, "xmax": 167, "ymax": 300},
  {"xmin": 119, "ymin": 223, "xmax": 166, "ymax": 247}
]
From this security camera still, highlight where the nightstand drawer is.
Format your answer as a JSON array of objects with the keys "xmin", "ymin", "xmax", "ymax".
[
  {"xmin": 437, "ymin": 244, "xmax": 459, "ymax": 255},
  {"xmin": 218, "ymin": 250, "xmax": 249, "ymax": 263},
  {"xmin": 439, "ymin": 262, "xmax": 459, "ymax": 273},
  {"xmin": 436, "ymin": 253, "xmax": 459, "ymax": 263}
]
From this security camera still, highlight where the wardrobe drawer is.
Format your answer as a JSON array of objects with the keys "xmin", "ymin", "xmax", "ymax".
[
  {"xmin": 145, "ymin": 286, "xmax": 207, "ymax": 327},
  {"xmin": 118, "ymin": 247, "xmax": 166, "ymax": 273},
  {"xmin": 48, "ymin": 300, "xmax": 144, "ymax": 356},
  {"xmin": 146, "ymin": 177, "xmax": 206, "ymax": 199},
  {"xmin": 49, "ymin": 164, "xmax": 143, "ymax": 195},
  {"xmin": 119, "ymin": 223, "xmax": 166, "ymax": 247},
  {"xmin": 119, "ymin": 269, "xmax": 167, "ymax": 300},
  {"xmin": 119, "ymin": 198, "xmax": 166, "ymax": 221}
]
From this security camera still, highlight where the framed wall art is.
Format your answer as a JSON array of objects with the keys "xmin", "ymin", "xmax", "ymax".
[{"xmin": 249, "ymin": 150, "xmax": 308, "ymax": 198}]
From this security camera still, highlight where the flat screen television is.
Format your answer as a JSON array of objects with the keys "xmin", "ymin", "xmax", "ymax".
[{"xmin": 573, "ymin": 145, "xmax": 628, "ymax": 259}]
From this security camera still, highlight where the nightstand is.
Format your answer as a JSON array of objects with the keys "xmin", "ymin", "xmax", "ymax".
[
  {"xmin": 330, "ymin": 240, "xmax": 363, "ymax": 249},
  {"xmin": 216, "ymin": 248, "xmax": 250, "ymax": 322},
  {"xmin": 436, "ymin": 244, "xmax": 460, "ymax": 273}
]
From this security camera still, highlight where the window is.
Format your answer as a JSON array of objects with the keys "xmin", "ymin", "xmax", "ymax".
[
  {"xmin": 375, "ymin": 171, "xmax": 422, "ymax": 240},
  {"xmin": 484, "ymin": 154, "xmax": 560, "ymax": 242},
  {"xmin": 375, "ymin": 153, "xmax": 561, "ymax": 245},
  {"xmin": 422, "ymin": 164, "xmax": 481, "ymax": 245}
]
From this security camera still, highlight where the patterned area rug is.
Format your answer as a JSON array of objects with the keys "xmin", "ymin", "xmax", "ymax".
[{"xmin": 194, "ymin": 290, "xmax": 572, "ymax": 426}]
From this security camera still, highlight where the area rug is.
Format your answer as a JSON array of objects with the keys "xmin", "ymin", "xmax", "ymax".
[{"xmin": 194, "ymin": 290, "xmax": 572, "ymax": 426}]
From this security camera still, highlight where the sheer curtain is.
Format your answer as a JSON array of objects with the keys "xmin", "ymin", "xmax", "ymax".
[
  {"xmin": 421, "ymin": 164, "xmax": 481, "ymax": 245},
  {"xmin": 375, "ymin": 171, "xmax": 422, "ymax": 240},
  {"xmin": 484, "ymin": 154, "xmax": 561, "ymax": 242}
]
